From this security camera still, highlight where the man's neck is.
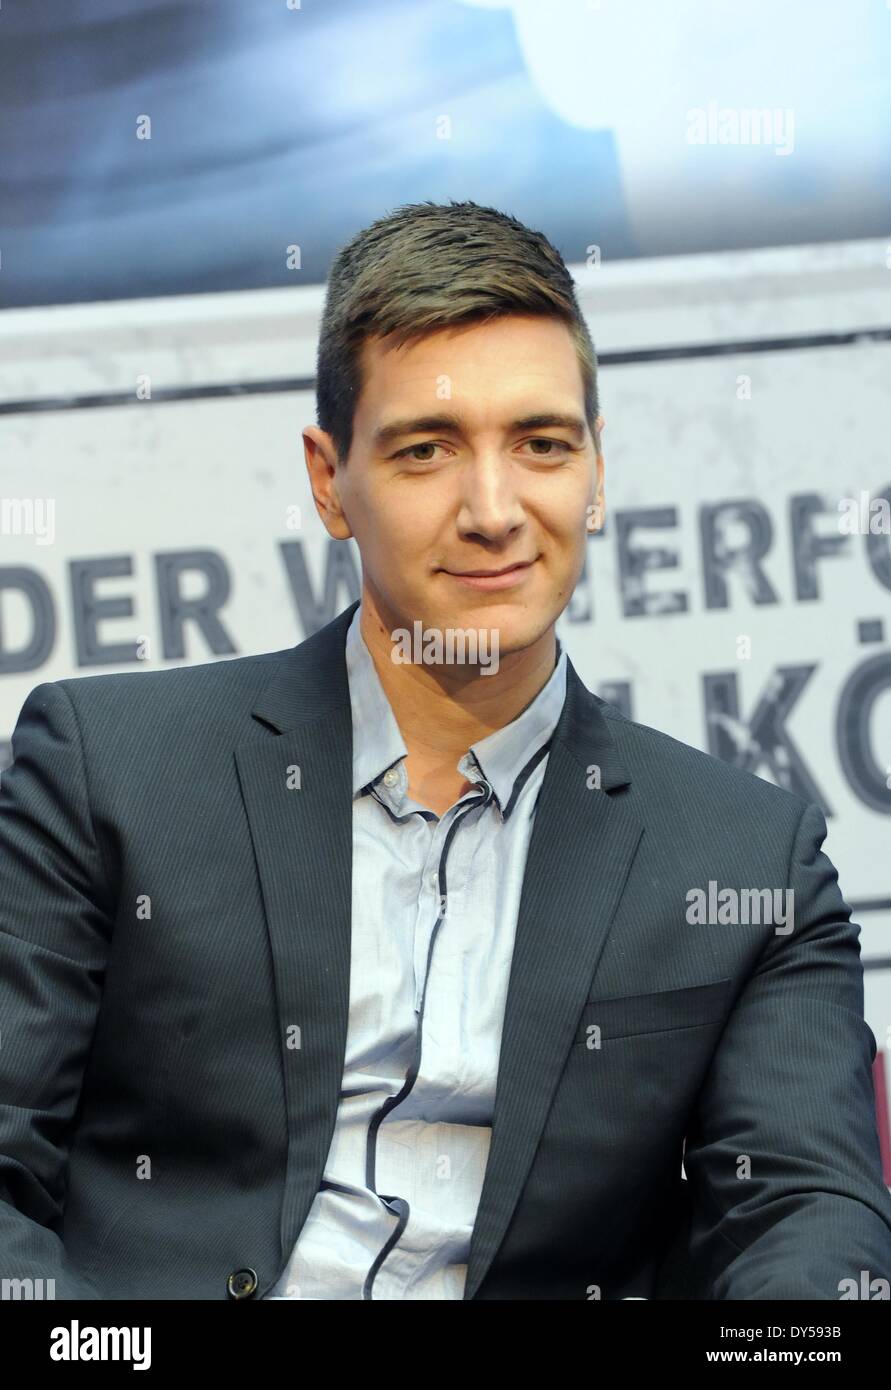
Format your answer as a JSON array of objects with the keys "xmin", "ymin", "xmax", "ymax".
[{"xmin": 357, "ymin": 595, "xmax": 558, "ymax": 774}]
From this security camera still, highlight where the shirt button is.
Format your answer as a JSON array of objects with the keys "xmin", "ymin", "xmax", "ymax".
[
  {"xmin": 383, "ymin": 769, "xmax": 399, "ymax": 788},
  {"xmin": 429, "ymin": 872, "xmax": 438, "ymax": 889}
]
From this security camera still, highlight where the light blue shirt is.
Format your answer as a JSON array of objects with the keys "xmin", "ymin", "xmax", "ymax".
[{"xmin": 266, "ymin": 607, "xmax": 568, "ymax": 1299}]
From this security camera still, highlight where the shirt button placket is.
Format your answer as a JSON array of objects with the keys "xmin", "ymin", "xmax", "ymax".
[{"xmin": 413, "ymin": 836, "xmax": 440, "ymax": 1012}]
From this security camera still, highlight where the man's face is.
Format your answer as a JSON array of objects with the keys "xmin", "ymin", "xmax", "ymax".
[{"xmin": 307, "ymin": 312, "xmax": 604, "ymax": 658}]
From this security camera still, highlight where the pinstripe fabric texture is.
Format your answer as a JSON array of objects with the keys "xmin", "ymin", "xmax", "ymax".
[{"xmin": 1, "ymin": 597, "xmax": 890, "ymax": 1299}]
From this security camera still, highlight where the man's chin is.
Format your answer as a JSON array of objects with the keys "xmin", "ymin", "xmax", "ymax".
[
  {"xmin": 425, "ymin": 604, "xmax": 555, "ymax": 661},
  {"xmin": 380, "ymin": 583, "xmax": 558, "ymax": 648}
]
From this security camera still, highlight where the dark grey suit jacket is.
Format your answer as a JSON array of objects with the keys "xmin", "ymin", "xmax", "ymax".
[{"xmin": 1, "ymin": 599, "xmax": 890, "ymax": 1300}]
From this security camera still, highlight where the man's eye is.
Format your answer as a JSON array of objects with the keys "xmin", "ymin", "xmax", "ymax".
[
  {"xmin": 394, "ymin": 442, "xmax": 446, "ymax": 462},
  {"xmin": 525, "ymin": 438, "xmax": 571, "ymax": 456},
  {"xmin": 393, "ymin": 438, "xmax": 571, "ymax": 462}
]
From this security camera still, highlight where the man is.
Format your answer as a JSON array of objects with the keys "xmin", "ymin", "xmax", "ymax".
[{"xmin": 1, "ymin": 200, "xmax": 890, "ymax": 1301}]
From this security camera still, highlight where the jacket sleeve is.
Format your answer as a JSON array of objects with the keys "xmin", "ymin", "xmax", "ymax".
[
  {"xmin": 0, "ymin": 681, "xmax": 113, "ymax": 1299},
  {"xmin": 682, "ymin": 799, "xmax": 891, "ymax": 1299}
]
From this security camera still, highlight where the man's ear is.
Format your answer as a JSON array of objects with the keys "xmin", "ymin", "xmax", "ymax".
[{"xmin": 303, "ymin": 426, "xmax": 353, "ymax": 540}]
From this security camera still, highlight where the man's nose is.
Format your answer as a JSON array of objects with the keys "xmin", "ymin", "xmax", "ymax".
[{"xmin": 456, "ymin": 458, "xmax": 525, "ymax": 541}]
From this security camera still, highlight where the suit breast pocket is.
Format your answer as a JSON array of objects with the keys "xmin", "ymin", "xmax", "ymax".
[{"xmin": 573, "ymin": 977, "xmax": 733, "ymax": 1044}]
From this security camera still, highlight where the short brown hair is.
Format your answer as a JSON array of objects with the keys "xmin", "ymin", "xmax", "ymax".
[{"xmin": 315, "ymin": 199, "xmax": 599, "ymax": 464}]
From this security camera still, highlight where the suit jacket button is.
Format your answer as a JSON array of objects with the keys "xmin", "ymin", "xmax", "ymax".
[{"xmin": 227, "ymin": 1268, "xmax": 258, "ymax": 1299}]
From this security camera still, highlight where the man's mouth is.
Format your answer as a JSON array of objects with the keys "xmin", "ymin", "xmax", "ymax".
[{"xmin": 440, "ymin": 559, "xmax": 537, "ymax": 590}]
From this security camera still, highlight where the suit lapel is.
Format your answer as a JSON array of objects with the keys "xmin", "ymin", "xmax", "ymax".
[
  {"xmin": 463, "ymin": 664, "xmax": 644, "ymax": 1300},
  {"xmin": 234, "ymin": 601, "xmax": 360, "ymax": 1263}
]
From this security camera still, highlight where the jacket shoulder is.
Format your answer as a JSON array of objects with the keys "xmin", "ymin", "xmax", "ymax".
[
  {"xmin": 597, "ymin": 699, "xmax": 812, "ymax": 824},
  {"xmin": 18, "ymin": 648, "xmax": 297, "ymax": 749}
]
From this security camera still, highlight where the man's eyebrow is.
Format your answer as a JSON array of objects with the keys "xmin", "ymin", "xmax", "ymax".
[
  {"xmin": 373, "ymin": 415, "xmax": 463, "ymax": 449},
  {"xmin": 512, "ymin": 413, "xmax": 587, "ymax": 440},
  {"xmin": 373, "ymin": 412, "xmax": 588, "ymax": 450}
]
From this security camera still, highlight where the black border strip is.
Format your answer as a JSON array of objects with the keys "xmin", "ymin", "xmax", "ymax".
[{"xmin": 2, "ymin": 326, "xmax": 890, "ymax": 416}]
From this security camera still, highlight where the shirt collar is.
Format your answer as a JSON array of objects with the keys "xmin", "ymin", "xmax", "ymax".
[{"xmin": 345, "ymin": 605, "xmax": 567, "ymax": 819}]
